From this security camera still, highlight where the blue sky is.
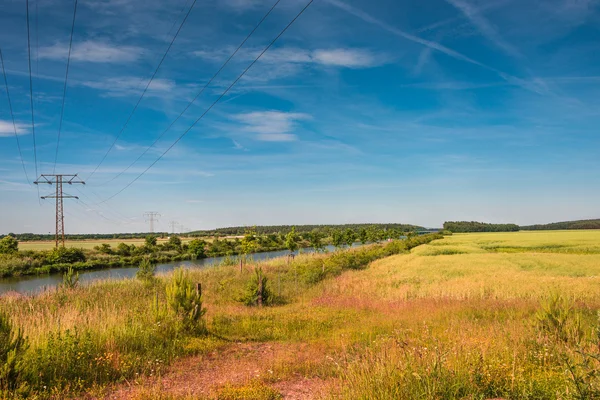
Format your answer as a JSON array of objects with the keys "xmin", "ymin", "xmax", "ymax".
[{"xmin": 1, "ymin": 0, "xmax": 599, "ymax": 233}]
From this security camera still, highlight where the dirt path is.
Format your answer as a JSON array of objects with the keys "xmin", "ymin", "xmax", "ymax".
[{"xmin": 98, "ymin": 342, "xmax": 335, "ymax": 399}]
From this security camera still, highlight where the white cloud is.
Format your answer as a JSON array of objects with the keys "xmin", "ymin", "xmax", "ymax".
[
  {"xmin": 195, "ymin": 47, "xmax": 385, "ymax": 69},
  {"xmin": 311, "ymin": 49, "xmax": 382, "ymax": 67},
  {"xmin": 39, "ymin": 40, "xmax": 143, "ymax": 63},
  {"xmin": 80, "ymin": 77, "xmax": 175, "ymax": 97},
  {"xmin": 234, "ymin": 111, "xmax": 310, "ymax": 142},
  {"xmin": 0, "ymin": 120, "xmax": 28, "ymax": 137}
]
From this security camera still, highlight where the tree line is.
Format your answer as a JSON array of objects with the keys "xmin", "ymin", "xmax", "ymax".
[
  {"xmin": 521, "ymin": 219, "xmax": 600, "ymax": 231},
  {"xmin": 443, "ymin": 221, "xmax": 520, "ymax": 233},
  {"xmin": 189, "ymin": 223, "xmax": 425, "ymax": 236},
  {"xmin": 0, "ymin": 225, "xmax": 422, "ymax": 278}
]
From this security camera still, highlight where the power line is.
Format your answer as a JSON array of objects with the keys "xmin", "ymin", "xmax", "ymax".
[
  {"xmin": 53, "ymin": 0, "xmax": 79, "ymax": 174},
  {"xmin": 86, "ymin": 0, "xmax": 199, "ymax": 181},
  {"xmin": 74, "ymin": 186, "xmax": 132, "ymax": 225},
  {"xmin": 99, "ymin": 0, "xmax": 314, "ymax": 203},
  {"xmin": 97, "ymin": 0, "xmax": 284, "ymax": 185},
  {"xmin": 0, "ymin": 48, "xmax": 31, "ymax": 185},
  {"xmin": 26, "ymin": 0, "xmax": 40, "ymax": 202}
]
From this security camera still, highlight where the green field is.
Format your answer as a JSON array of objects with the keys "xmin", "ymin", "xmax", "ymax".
[{"xmin": 2, "ymin": 231, "xmax": 600, "ymax": 399}]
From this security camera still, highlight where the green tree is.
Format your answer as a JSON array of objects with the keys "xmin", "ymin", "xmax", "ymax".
[
  {"xmin": 116, "ymin": 242, "xmax": 132, "ymax": 256},
  {"xmin": 187, "ymin": 239, "xmax": 206, "ymax": 259},
  {"xmin": 285, "ymin": 226, "xmax": 299, "ymax": 254},
  {"xmin": 241, "ymin": 227, "xmax": 259, "ymax": 261},
  {"xmin": 166, "ymin": 268, "xmax": 206, "ymax": 332},
  {"xmin": 241, "ymin": 267, "xmax": 273, "ymax": 307},
  {"xmin": 168, "ymin": 235, "xmax": 182, "ymax": 251},
  {"xmin": 46, "ymin": 247, "xmax": 85, "ymax": 264},
  {"xmin": 344, "ymin": 228, "xmax": 357, "ymax": 248},
  {"xmin": 136, "ymin": 258, "xmax": 156, "ymax": 283},
  {"xmin": 309, "ymin": 231, "xmax": 325, "ymax": 253},
  {"xmin": 0, "ymin": 236, "xmax": 18, "ymax": 254},
  {"xmin": 331, "ymin": 229, "xmax": 344, "ymax": 249},
  {"xmin": 145, "ymin": 235, "xmax": 157, "ymax": 247},
  {"xmin": 358, "ymin": 228, "xmax": 368, "ymax": 244},
  {"xmin": 94, "ymin": 243, "xmax": 113, "ymax": 254},
  {"xmin": 367, "ymin": 227, "xmax": 381, "ymax": 243}
]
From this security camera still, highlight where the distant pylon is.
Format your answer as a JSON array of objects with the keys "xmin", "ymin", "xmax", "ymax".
[
  {"xmin": 34, "ymin": 174, "xmax": 85, "ymax": 248},
  {"xmin": 169, "ymin": 220, "xmax": 178, "ymax": 235},
  {"xmin": 144, "ymin": 212, "xmax": 160, "ymax": 233}
]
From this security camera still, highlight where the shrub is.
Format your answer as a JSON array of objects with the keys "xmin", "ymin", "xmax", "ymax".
[
  {"xmin": 61, "ymin": 266, "xmax": 79, "ymax": 290},
  {"xmin": 0, "ymin": 311, "xmax": 27, "ymax": 393},
  {"xmin": 45, "ymin": 247, "xmax": 86, "ymax": 264},
  {"xmin": 116, "ymin": 242, "xmax": 132, "ymax": 256},
  {"xmin": 93, "ymin": 243, "xmax": 113, "ymax": 254},
  {"xmin": 166, "ymin": 268, "xmax": 206, "ymax": 333},
  {"xmin": 145, "ymin": 235, "xmax": 157, "ymax": 247},
  {"xmin": 241, "ymin": 267, "xmax": 274, "ymax": 307},
  {"xmin": 0, "ymin": 236, "xmax": 18, "ymax": 254},
  {"xmin": 187, "ymin": 239, "xmax": 206, "ymax": 259},
  {"xmin": 136, "ymin": 258, "xmax": 156, "ymax": 283}
]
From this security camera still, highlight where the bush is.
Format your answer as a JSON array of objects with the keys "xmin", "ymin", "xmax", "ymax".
[
  {"xmin": 166, "ymin": 268, "xmax": 206, "ymax": 333},
  {"xmin": 0, "ymin": 311, "xmax": 27, "ymax": 393},
  {"xmin": 61, "ymin": 266, "xmax": 79, "ymax": 290},
  {"xmin": 0, "ymin": 236, "xmax": 18, "ymax": 254},
  {"xmin": 136, "ymin": 258, "xmax": 156, "ymax": 283},
  {"xmin": 45, "ymin": 247, "xmax": 86, "ymax": 264},
  {"xmin": 241, "ymin": 267, "xmax": 274, "ymax": 306}
]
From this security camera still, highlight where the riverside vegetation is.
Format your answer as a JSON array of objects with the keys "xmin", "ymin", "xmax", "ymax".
[
  {"xmin": 1, "ymin": 230, "xmax": 600, "ymax": 399},
  {"xmin": 0, "ymin": 226, "xmax": 408, "ymax": 278}
]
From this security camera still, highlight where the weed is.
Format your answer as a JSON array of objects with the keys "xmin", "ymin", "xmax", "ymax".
[{"xmin": 216, "ymin": 380, "xmax": 282, "ymax": 400}]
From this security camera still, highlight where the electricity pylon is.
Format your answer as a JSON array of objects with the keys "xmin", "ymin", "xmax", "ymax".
[
  {"xmin": 144, "ymin": 212, "xmax": 160, "ymax": 233},
  {"xmin": 34, "ymin": 174, "xmax": 85, "ymax": 248},
  {"xmin": 169, "ymin": 220, "xmax": 179, "ymax": 235}
]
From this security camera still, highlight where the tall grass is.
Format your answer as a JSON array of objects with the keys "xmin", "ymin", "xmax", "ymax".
[
  {"xmin": 0, "ymin": 235, "xmax": 441, "ymax": 398},
  {"xmin": 4, "ymin": 230, "xmax": 600, "ymax": 398}
]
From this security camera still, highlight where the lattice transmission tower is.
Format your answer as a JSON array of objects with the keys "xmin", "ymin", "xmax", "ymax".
[
  {"xmin": 34, "ymin": 174, "xmax": 85, "ymax": 248},
  {"xmin": 144, "ymin": 212, "xmax": 160, "ymax": 233}
]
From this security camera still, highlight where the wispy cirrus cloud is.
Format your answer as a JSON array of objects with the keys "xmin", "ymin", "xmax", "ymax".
[
  {"xmin": 195, "ymin": 47, "xmax": 386, "ymax": 69},
  {"xmin": 445, "ymin": 0, "xmax": 520, "ymax": 58},
  {"xmin": 38, "ymin": 40, "xmax": 143, "ymax": 63},
  {"xmin": 80, "ymin": 77, "xmax": 175, "ymax": 97},
  {"xmin": 0, "ymin": 120, "xmax": 29, "ymax": 137},
  {"xmin": 234, "ymin": 111, "xmax": 310, "ymax": 142}
]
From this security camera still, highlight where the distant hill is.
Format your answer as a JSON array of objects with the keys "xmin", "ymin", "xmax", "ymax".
[
  {"xmin": 190, "ymin": 223, "xmax": 426, "ymax": 236},
  {"xmin": 521, "ymin": 219, "xmax": 600, "ymax": 231}
]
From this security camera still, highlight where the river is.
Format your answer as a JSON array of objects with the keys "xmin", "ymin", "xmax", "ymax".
[{"xmin": 0, "ymin": 246, "xmax": 338, "ymax": 295}]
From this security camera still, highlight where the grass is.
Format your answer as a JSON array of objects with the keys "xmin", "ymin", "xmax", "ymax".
[{"xmin": 2, "ymin": 231, "xmax": 600, "ymax": 399}]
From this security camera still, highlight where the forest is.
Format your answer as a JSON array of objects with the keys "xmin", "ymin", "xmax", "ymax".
[
  {"xmin": 443, "ymin": 221, "xmax": 520, "ymax": 232},
  {"xmin": 521, "ymin": 219, "xmax": 600, "ymax": 230}
]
